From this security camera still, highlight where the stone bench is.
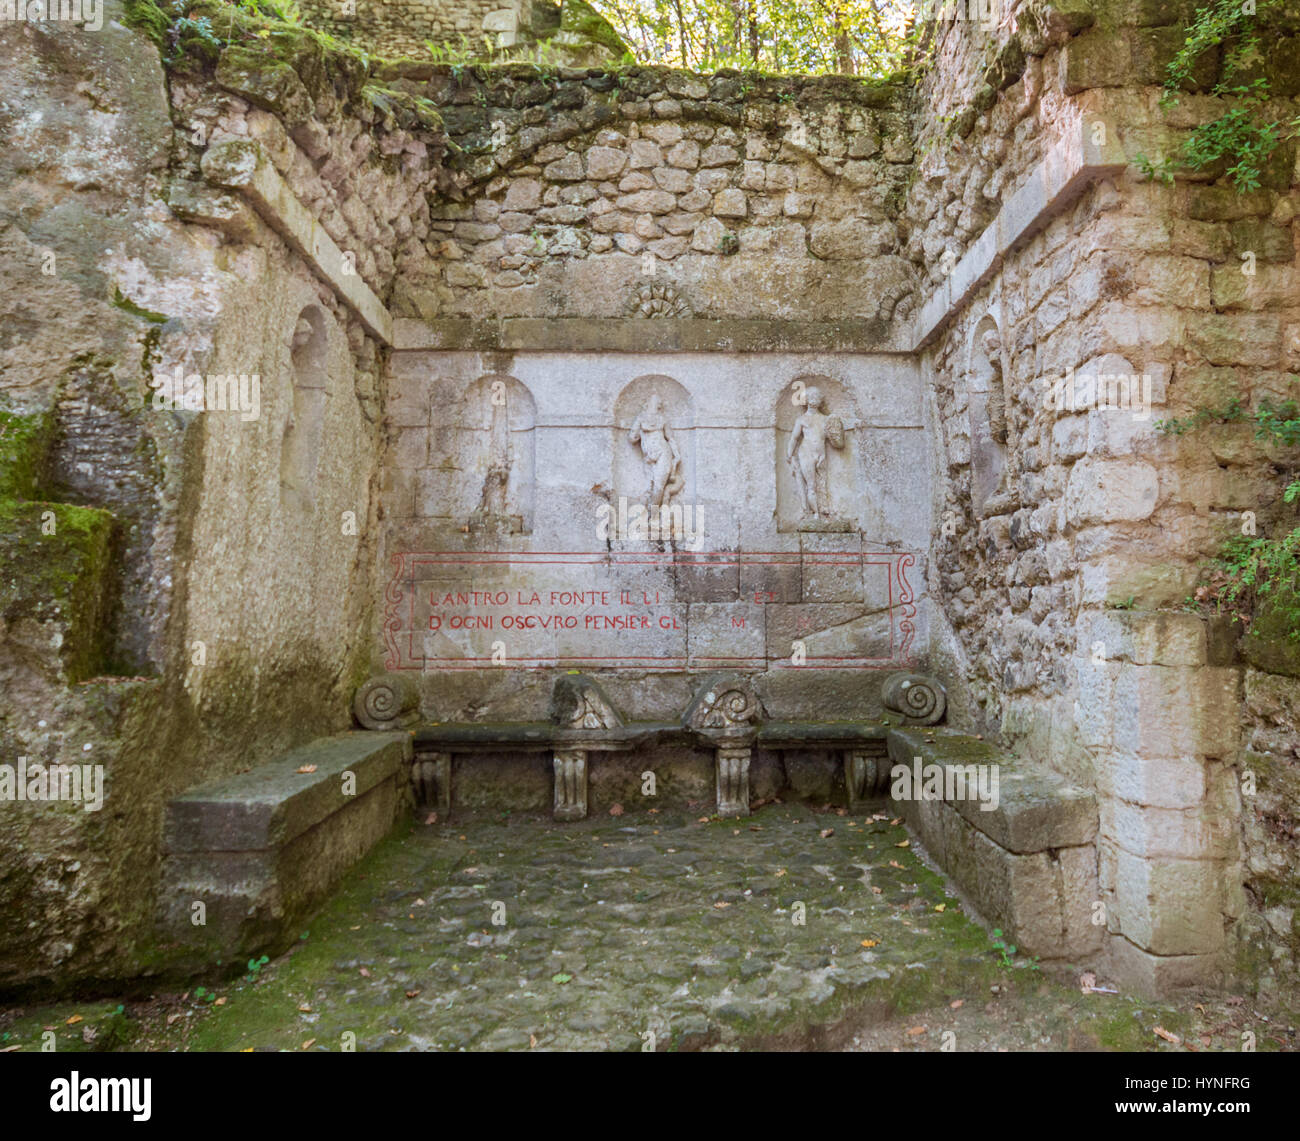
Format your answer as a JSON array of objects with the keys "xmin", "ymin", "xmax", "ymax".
[
  {"xmin": 390, "ymin": 672, "xmax": 948, "ymax": 821},
  {"xmin": 886, "ymin": 726, "xmax": 1101, "ymax": 961},
  {"xmin": 160, "ymin": 731, "xmax": 411, "ymax": 962}
]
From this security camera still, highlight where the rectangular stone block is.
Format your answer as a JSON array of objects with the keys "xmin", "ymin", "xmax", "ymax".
[
  {"xmin": 166, "ymin": 732, "xmax": 411, "ymax": 852},
  {"xmin": 887, "ymin": 728, "xmax": 1098, "ymax": 853},
  {"xmin": 1112, "ymin": 665, "xmax": 1241, "ymax": 757},
  {"xmin": 1112, "ymin": 848, "xmax": 1225, "ymax": 957},
  {"xmin": 941, "ymin": 807, "xmax": 1070, "ymax": 959},
  {"xmin": 1108, "ymin": 932, "xmax": 1222, "ymax": 992}
]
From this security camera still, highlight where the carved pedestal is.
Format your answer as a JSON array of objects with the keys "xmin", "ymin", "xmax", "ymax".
[
  {"xmin": 412, "ymin": 752, "xmax": 451, "ymax": 815},
  {"xmin": 845, "ymin": 750, "xmax": 881, "ymax": 812},
  {"xmin": 553, "ymin": 749, "xmax": 588, "ymax": 822},
  {"xmin": 715, "ymin": 746, "xmax": 751, "ymax": 818}
]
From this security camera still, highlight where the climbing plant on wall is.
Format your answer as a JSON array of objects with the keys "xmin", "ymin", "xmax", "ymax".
[
  {"xmin": 1136, "ymin": 0, "xmax": 1300, "ymax": 191},
  {"xmin": 1150, "ymin": 1, "xmax": 1300, "ymax": 642}
]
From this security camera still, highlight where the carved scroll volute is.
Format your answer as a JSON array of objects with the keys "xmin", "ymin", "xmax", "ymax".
[
  {"xmin": 353, "ymin": 675, "xmax": 419, "ymax": 731},
  {"xmin": 684, "ymin": 674, "xmax": 764, "ymax": 738},
  {"xmin": 881, "ymin": 673, "xmax": 948, "ymax": 726}
]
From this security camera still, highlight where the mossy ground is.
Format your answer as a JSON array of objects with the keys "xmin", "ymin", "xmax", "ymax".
[{"xmin": 2, "ymin": 803, "xmax": 1294, "ymax": 1052}]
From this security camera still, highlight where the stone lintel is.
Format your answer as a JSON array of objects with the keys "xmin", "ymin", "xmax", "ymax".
[
  {"xmin": 201, "ymin": 140, "xmax": 394, "ymax": 344},
  {"xmin": 910, "ymin": 109, "xmax": 1128, "ymax": 351}
]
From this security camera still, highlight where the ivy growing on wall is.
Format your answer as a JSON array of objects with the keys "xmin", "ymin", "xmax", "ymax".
[{"xmin": 1135, "ymin": 0, "xmax": 1299, "ymax": 191}]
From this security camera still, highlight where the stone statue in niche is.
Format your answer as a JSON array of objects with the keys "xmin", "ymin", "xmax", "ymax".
[
  {"xmin": 786, "ymin": 386, "xmax": 845, "ymax": 521},
  {"xmin": 628, "ymin": 394, "xmax": 684, "ymax": 507},
  {"xmin": 470, "ymin": 380, "xmax": 523, "ymax": 533},
  {"xmin": 982, "ymin": 329, "xmax": 1008, "ymax": 445}
]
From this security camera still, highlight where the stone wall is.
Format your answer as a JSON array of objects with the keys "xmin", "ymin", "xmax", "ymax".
[
  {"xmin": 374, "ymin": 64, "xmax": 918, "ymax": 329},
  {"xmin": 299, "ymin": 0, "xmax": 517, "ymax": 59},
  {"xmin": 913, "ymin": 1, "xmax": 1300, "ymax": 992},
  {"xmin": 0, "ymin": 2, "xmax": 447, "ymax": 988},
  {"xmin": 3, "ymin": 0, "xmax": 1300, "ymax": 999}
]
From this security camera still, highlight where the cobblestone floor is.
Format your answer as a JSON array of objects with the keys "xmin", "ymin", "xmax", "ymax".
[{"xmin": 3, "ymin": 804, "xmax": 1296, "ymax": 1052}]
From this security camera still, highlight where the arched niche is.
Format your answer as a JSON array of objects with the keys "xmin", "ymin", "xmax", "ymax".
[
  {"xmin": 279, "ymin": 305, "xmax": 329, "ymax": 513},
  {"xmin": 775, "ymin": 375, "xmax": 861, "ymax": 531},
  {"xmin": 612, "ymin": 375, "xmax": 696, "ymax": 521},
  {"xmin": 457, "ymin": 374, "xmax": 537, "ymax": 534},
  {"xmin": 967, "ymin": 314, "xmax": 1008, "ymax": 518}
]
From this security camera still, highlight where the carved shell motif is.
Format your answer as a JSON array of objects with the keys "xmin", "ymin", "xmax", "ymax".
[{"xmin": 630, "ymin": 282, "xmax": 692, "ymax": 319}]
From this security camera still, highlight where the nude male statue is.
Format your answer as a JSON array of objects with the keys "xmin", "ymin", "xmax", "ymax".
[
  {"xmin": 786, "ymin": 386, "xmax": 844, "ymax": 518},
  {"xmin": 628, "ymin": 394, "xmax": 683, "ymax": 507}
]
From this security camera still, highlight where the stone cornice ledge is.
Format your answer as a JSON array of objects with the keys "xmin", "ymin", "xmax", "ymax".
[
  {"xmin": 390, "ymin": 316, "xmax": 911, "ymax": 354},
  {"xmin": 200, "ymin": 140, "xmax": 394, "ymax": 345},
  {"xmin": 908, "ymin": 102, "xmax": 1128, "ymax": 352}
]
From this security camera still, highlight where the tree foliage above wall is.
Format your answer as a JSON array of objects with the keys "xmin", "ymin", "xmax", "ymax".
[{"xmin": 588, "ymin": 0, "xmax": 921, "ymax": 76}]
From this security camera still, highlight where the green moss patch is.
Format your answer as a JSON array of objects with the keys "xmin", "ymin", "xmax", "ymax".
[{"xmin": 0, "ymin": 499, "xmax": 116, "ymax": 681}]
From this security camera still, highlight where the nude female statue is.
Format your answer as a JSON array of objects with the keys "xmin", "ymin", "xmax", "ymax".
[{"xmin": 628, "ymin": 394, "xmax": 683, "ymax": 507}]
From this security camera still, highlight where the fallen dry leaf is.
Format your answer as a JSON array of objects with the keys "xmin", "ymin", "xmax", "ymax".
[
  {"xmin": 889, "ymin": 859, "xmax": 904, "ymax": 869},
  {"xmin": 609, "ymin": 803, "xmax": 624, "ymax": 817},
  {"xmin": 298, "ymin": 1004, "xmax": 312, "ymax": 1013},
  {"xmin": 820, "ymin": 828, "xmax": 834, "ymax": 839},
  {"xmin": 167, "ymin": 1013, "xmax": 182, "ymax": 1025},
  {"xmin": 713, "ymin": 901, "xmax": 730, "ymax": 909},
  {"xmin": 889, "ymin": 818, "xmax": 901, "ymax": 826},
  {"xmin": 296, "ymin": 764, "xmax": 317, "ymax": 774},
  {"xmin": 405, "ymin": 989, "xmax": 421, "ymax": 999},
  {"xmin": 301, "ymin": 1039, "xmax": 315, "ymax": 1050},
  {"xmin": 906, "ymin": 1025, "xmax": 927, "ymax": 1036},
  {"xmin": 65, "ymin": 1015, "xmax": 83, "ymax": 1026},
  {"xmin": 895, "ymin": 839, "xmax": 910, "ymax": 848},
  {"xmin": 1153, "ymin": 1026, "xmax": 1181, "ymax": 1045},
  {"xmin": 423, "ymin": 812, "xmax": 438, "ymax": 825},
  {"xmin": 934, "ymin": 903, "xmax": 946, "ymax": 912},
  {"xmin": 529, "ymin": 1034, "xmax": 537, "ymax": 1048},
  {"xmin": 871, "ymin": 886, "xmax": 882, "ymax": 894},
  {"xmin": 861, "ymin": 939, "xmax": 879, "ymax": 948},
  {"xmin": 214, "ymin": 997, "xmax": 226, "ymax": 1006},
  {"xmin": 697, "ymin": 816, "xmax": 711, "ymax": 824},
  {"xmin": 950, "ymin": 999, "xmax": 964, "ymax": 1009},
  {"xmin": 1080, "ymin": 971, "xmax": 1097, "ymax": 993},
  {"xmin": 358, "ymin": 967, "xmax": 372, "ymax": 978}
]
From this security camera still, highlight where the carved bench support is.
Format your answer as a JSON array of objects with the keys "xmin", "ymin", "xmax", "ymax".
[
  {"xmin": 846, "ymin": 749, "xmax": 888, "ymax": 812},
  {"xmin": 553, "ymin": 749, "xmax": 588, "ymax": 821},
  {"xmin": 715, "ymin": 746, "xmax": 751, "ymax": 818},
  {"xmin": 413, "ymin": 751, "xmax": 451, "ymax": 815}
]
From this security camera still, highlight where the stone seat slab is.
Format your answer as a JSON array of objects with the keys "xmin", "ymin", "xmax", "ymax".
[
  {"xmin": 887, "ymin": 727, "xmax": 1097, "ymax": 854},
  {"xmin": 166, "ymin": 731, "xmax": 411, "ymax": 853}
]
